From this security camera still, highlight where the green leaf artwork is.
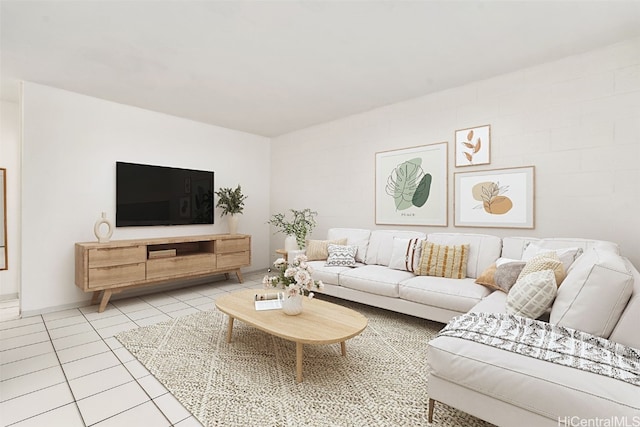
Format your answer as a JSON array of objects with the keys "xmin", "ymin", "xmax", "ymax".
[
  {"xmin": 412, "ymin": 173, "xmax": 432, "ymax": 207},
  {"xmin": 385, "ymin": 158, "xmax": 432, "ymax": 211}
]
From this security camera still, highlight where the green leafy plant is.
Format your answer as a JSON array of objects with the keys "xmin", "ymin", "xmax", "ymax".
[
  {"xmin": 214, "ymin": 185, "xmax": 247, "ymax": 217},
  {"xmin": 267, "ymin": 208, "xmax": 318, "ymax": 248}
]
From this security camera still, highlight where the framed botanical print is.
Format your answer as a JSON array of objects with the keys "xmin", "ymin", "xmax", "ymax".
[
  {"xmin": 375, "ymin": 142, "xmax": 448, "ymax": 226},
  {"xmin": 454, "ymin": 166, "xmax": 535, "ymax": 228},
  {"xmin": 455, "ymin": 124, "xmax": 491, "ymax": 167}
]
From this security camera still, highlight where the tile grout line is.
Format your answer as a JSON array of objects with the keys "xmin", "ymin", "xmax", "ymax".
[{"xmin": 0, "ymin": 279, "xmax": 262, "ymax": 426}]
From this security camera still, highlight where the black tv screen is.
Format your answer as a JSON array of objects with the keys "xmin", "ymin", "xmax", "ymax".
[{"xmin": 116, "ymin": 162, "xmax": 214, "ymax": 227}]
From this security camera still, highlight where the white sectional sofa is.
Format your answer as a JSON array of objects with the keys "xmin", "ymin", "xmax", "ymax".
[{"xmin": 292, "ymin": 228, "xmax": 640, "ymax": 426}]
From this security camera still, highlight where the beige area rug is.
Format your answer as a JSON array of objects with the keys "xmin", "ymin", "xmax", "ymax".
[{"xmin": 116, "ymin": 296, "xmax": 493, "ymax": 427}]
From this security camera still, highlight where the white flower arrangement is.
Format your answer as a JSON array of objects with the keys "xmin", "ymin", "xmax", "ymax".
[{"xmin": 263, "ymin": 254, "xmax": 324, "ymax": 298}]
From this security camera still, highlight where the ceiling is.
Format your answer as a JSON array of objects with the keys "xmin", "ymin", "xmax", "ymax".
[{"xmin": 2, "ymin": 1, "xmax": 640, "ymax": 137}]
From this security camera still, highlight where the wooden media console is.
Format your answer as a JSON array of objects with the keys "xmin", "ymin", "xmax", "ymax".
[{"xmin": 75, "ymin": 234, "xmax": 251, "ymax": 312}]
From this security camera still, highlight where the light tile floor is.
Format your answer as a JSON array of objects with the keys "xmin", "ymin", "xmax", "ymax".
[{"xmin": 0, "ymin": 273, "xmax": 265, "ymax": 427}]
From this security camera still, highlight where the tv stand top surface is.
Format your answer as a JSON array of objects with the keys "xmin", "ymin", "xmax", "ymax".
[{"xmin": 76, "ymin": 234, "xmax": 250, "ymax": 249}]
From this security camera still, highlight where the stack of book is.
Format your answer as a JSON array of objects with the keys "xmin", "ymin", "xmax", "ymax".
[{"xmin": 254, "ymin": 292, "xmax": 284, "ymax": 311}]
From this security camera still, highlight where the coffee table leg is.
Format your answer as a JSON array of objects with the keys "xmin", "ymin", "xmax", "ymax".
[
  {"xmin": 296, "ymin": 342, "xmax": 303, "ymax": 383},
  {"xmin": 340, "ymin": 341, "xmax": 347, "ymax": 356},
  {"xmin": 226, "ymin": 316, "xmax": 234, "ymax": 343}
]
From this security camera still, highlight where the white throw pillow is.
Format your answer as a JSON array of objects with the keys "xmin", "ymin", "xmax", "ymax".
[
  {"xmin": 506, "ymin": 270, "xmax": 557, "ymax": 319},
  {"xmin": 388, "ymin": 237, "xmax": 423, "ymax": 273},
  {"xmin": 522, "ymin": 243, "xmax": 583, "ymax": 272},
  {"xmin": 550, "ymin": 248, "xmax": 633, "ymax": 338},
  {"xmin": 325, "ymin": 244, "xmax": 358, "ymax": 267}
]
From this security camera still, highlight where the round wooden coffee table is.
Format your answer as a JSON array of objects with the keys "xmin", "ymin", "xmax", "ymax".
[{"xmin": 215, "ymin": 289, "xmax": 368, "ymax": 382}]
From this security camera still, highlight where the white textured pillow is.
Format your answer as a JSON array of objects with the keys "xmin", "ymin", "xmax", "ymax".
[
  {"xmin": 522, "ymin": 243, "xmax": 583, "ymax": 272},
  {"xmin": 550, "ymin": 249, "xmax": 633, "ymax": 338},
  {"xmin": 388, "ymin": 237, "xmax": 423, "ymax": 273},
  {"xmin": 326, "ymin": 228, "xmax": 371, "ymax": 263},
  {"xmin": 507, "ymin": 270, "xmax": 557, "ymax": 319},
  {"xmin": 325, "ymin": 244, "xmax": 358, "ymax": 267}
]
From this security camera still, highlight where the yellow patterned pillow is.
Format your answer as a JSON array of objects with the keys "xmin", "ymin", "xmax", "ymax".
[
  {"xmin": 417, "ymin": 241, "xmax": 470, "ymax": 279},
  {"xmin": 517, "ymin": 252, "xmax": 566, "ymax": 286},
  {"xmin": 305, "ymin": 238, "xmax": 348, "ymax": 261}
]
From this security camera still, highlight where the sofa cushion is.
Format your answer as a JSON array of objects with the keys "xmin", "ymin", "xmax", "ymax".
[
  {"xmin": 416, "ymin": 242, "xmax": 469, "ymax": 279},
  {"xmin": 550, "ymin": 248, "xmax": 633, "ymax": 338},
  {"xmin": 325, "ymin": 244, "xmax": 357, "ymax": 267},
  {"xmin": 494, "ymin": 260, "xmax": 526, "ymax": 292},
  {"xmin": 469, "ymin": 290, "xmax": 507, "ymax": 314},
  {"xmin": 507, "ymin": 270, "xmax": 557, "ymax": 319},
  {"xmin": 399, "ymin": 276, "xmax": 491, "ymax": 313},
  {"xmin": 476, "ymin": 258, "xmax": 526, "ymax": 293},
  {"xmin": 388, "ymin": 237, "xmax": 423, "ymax": 273},
  {"xmin": 307, "ymin": 260, "xmax": 353, "ymax": 286},
  {"xmin": 517, "ymin": 252, "xmax": 566, "ymax": 286},
  {"xmin": 426, "ymin": 233, "xmax": 502, "ymax": 279},
  {"xmin": 609, "ymin": 258, "xmax": 640, "ymax": 349},
  {"xmin": 326, "ymin": 228, "xmax": 371, "ymax": 263},
  {"xmin": 305, "ymin": 238, "xmax": 347, "ymax": 261},
  {"xmin": 501, "ymin": 237, "xmax": 619, "ymax": 261},
  {"xmin": 522, "ymin": 243, "xmax": 583, "ymax": 272},
  {"xmin": 339, "ymin": 265, "xmax": 414, "ymax": 298},
  {"xmin": 427, "ymin": 334, "xmax": 640, "ymax": 421},
  {"xmin": 364, "ymin": 230, "xmax": 426, "ymax": 266},
  {"xmin": 474, "ymin": 263, "xmax": 497, "ymax": 288}
]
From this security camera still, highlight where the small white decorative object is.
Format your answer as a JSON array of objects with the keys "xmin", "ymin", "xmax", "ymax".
[
  {"xmin": 284, "ymin": 234, "xmax": 299, "ymax": 252},
  {"xmin": 94, "ymin": 212, "xmax": 114, "ymax": 243},
  {"xmin": 228, "ymin": 214, "xmax": 239, "ymax": 235},
  {"xmin": 282, "ymin": 294, "xmax": 304, "ymax": 315}
]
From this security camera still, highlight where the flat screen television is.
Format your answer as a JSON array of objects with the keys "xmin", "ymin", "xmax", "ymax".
[{"xmin": 116, "ymin": 162, "xmax": 214, "ymax": 227}]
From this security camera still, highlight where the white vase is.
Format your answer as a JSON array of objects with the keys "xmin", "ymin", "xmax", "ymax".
[
  {"xmin": 228, "ymin": 215, "xmax": 239, "ymax": 235},
  {"xmin": 282, "ymin": 294, "xmax": 303, "ymax": 315},
  {"xmin": 284, "ymin": 234, "xmax": 299, "ymax": 252},
  {"xmin": 94, "ymin": 212, "xmax": 114, "ymax": 243}
]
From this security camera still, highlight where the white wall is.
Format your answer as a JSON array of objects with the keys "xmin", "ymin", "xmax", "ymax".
[
  {"xmin": 0, "ymin": 100, "xmax": 21, "ymax": 299},
  {"xmin": 271, "ymin": 37, "xmax": 640, "ymax": 267},
  {"xmin": 21, "ymin": 83, "xmax": 271, "ymax": 315}
]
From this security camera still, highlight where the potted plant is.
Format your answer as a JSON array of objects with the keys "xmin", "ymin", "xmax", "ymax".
[
  {"xmin": 215, "ymin": 185, "xmax": 247, "ymax": 234},
  {"xmin": 267, "ymin": 208, "xmax": 318, "ymax": 250}
]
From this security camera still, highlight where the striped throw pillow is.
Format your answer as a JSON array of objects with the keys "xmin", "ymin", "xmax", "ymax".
[{"xmin": 417, "ymin": 241, "xmax": 469, "ymax": 279}]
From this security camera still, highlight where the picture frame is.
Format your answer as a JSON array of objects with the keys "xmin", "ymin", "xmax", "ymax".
[
  {"xmin": 455, "ymin": 124, "xmax": 491, "ymax": 167},
  {"xmin": 375, "ymin": 142, "xmax": 448, "ymax": 226},
  {"xmin": 454, "ymin": 166, "xmax": 535, "ymax": 228}
]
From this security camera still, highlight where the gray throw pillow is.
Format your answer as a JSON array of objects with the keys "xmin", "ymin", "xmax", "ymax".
[{"xmin": 494, "ymin": 261, "xmax": 526, "ymax": 292}]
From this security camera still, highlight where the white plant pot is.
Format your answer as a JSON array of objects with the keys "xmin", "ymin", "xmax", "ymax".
[
  {"xmin": 228, "ymin": 215, "xmax": 239, "ymax": 235},
  {"xmin": 284, "ymin": 235, "xmax": 299, "ymax": 252},
  {"xmin": 282, "ymin": 294, "xmax": 303, "ymax": 315}
]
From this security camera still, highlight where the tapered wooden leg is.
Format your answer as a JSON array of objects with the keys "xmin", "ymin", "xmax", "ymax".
[
  {"xmin": 98, "ymin": 290, "xmax": 112, "ymax": 313},
  {"xmin": 91, "ymin": 290, "xmax": 103, "ymax": 305},
  {"xmin": 296, "ymin": 342, "xmax": 304, "ymax": 383},
  {"xmin": 428, "ymin": 398, "xmax": 435, "ymax": 423},
  {"xmin": 235, "ymin": 270, "xmax": 243, "ymax": 283},
  {"xmin": 226, "ymin": 317, "xmax": 235, "ymax": 343},
  {"xmin": 340, "ymin": 341, "xmax": 347, "ymax": 356}
]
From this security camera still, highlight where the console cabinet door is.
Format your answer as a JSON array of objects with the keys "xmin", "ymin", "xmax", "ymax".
[
  {"xmin": 216, "ymin": 237, "xmax": 250, "ymax": 253},
  {"xmin": 88, "ymin": 246, "xmax": 146, "ymax": 268},
  {"xmin": 147, "ymin": 253, "xmax": 216, "ymax": 280}
]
